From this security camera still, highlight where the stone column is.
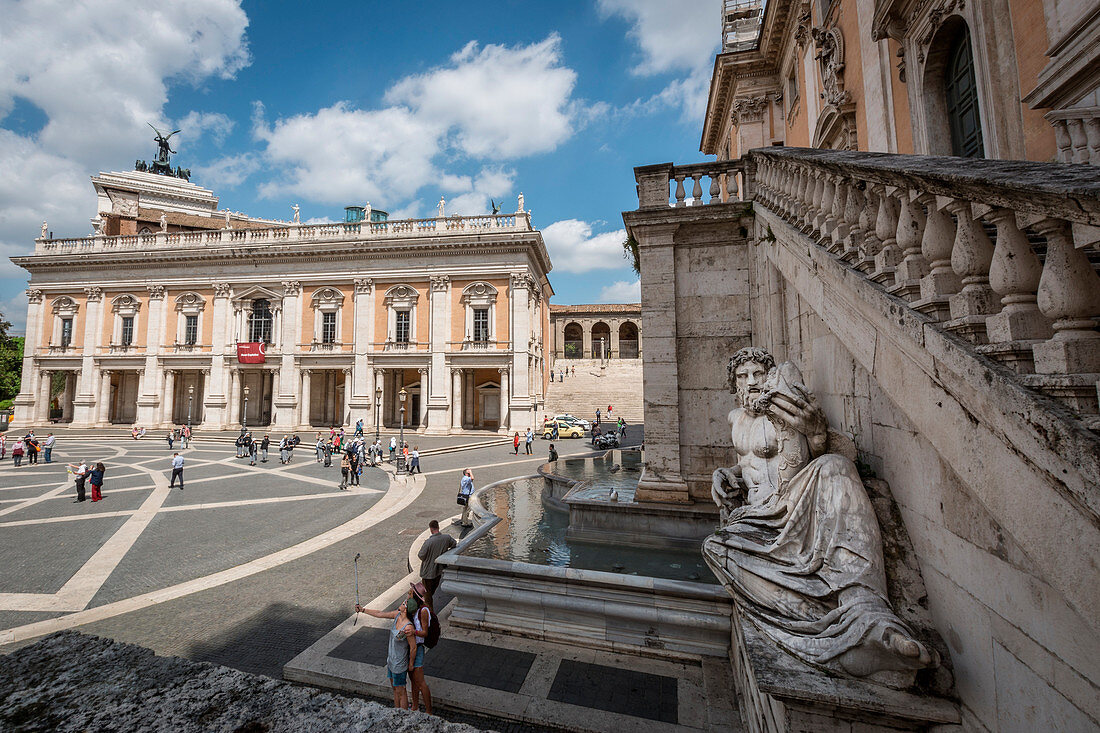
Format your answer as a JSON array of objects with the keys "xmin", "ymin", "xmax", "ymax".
[
  {"xmin": 299, "ymin": 369, "xmax": 312, "ymax": 428},
  {"xmin": 161, "ymin": 370, "xmax": 176, "ymax": 427},
  {"xmin": 275, "ymin": 281, "xmax": 301, "ymax": 426},
  {"xmin": 610, "ymin": 322, "xmax": 620, "ymax": 359},
  {"xmin": 205, "ymin": 283, "xmax": 231, "ymax": 427},
  {"xmin": 350, "ymin": 279, "xmax": 374, "ymax": 423},
  {"xmin": 227, "ymin": 369, "xmax": 240, "ymax": 426},
  {"xmin": 426, "ymin": 276, "xmax": 451, "ymax": 432},
  {"xmin": 509, "ymin": 274, "xmax": 532, "ymax": 429},
  {"xmin": 36, "ymin": 370, "xmax": 52, "ymax": 423},
  {"xmin": 464, "ymin": 369, "xmax": 475, "ymax": 429},
  {"xmin": 70, "ymin": 287, "xmax": 104, "ymax": 426},
  {"xmin": 451, "ymin": 368, "xmax": 463, "ymax": 431},
  {"xmin": 97, "ymin": 370, "xmax": 113, "ymax": 425},
  {"xmin": 582, "ymin": 320, "xmax": 593, "ymax": 359},
  {"xmin": 61, "ymin": 372, "xmax": 75, "ymax": 422},
  {"xmin": 418, "ymin": 367, "xmax": 429, "ymax": 428},
  {"xmin": 342, "ymin": 367, "xmax": 353, "ymax": 427},
  {"xmin": 11, "ymin": 289, "xmax": 44, "ymax": 428},
  {"xmin": 498, "ymin": 367, "xmax": 509, "ymax": 433},
  {"xmin": 137, "ymin": 285, "xmax": 165, "ymax": 425}
]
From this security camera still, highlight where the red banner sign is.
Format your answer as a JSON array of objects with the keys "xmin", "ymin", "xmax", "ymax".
[{"xmin": 237, "ymin": 342, "xmax": 266, "ymax": 363}]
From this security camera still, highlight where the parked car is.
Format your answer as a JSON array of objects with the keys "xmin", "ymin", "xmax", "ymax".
[
  {"xmin": 553, "ymin": 414, "xmax": 591, "ymax": 430},
  {"xmin": 543, "ymin": 419, "xmax": 585, "ymax": 439}
]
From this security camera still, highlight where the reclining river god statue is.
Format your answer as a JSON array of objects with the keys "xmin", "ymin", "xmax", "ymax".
[{"xmin": 703, "ymin": 346, "xmax": 939, "ymax": 687}]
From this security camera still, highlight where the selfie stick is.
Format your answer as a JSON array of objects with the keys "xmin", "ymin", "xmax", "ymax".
[{"xmin": 353, "ymin": 553, "xmax": 361, "ymax": 625}]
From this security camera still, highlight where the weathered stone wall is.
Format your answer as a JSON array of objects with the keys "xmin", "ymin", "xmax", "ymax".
[{"xmin": 746, "ymin": 223, "xmax": 1100, "ymax": 733}]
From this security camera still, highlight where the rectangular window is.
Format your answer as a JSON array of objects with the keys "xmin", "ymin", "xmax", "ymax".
[
  {"xmin": 60, "ymin": 318, "xmax": 73, "ymax": 347},
  {"xmin": 473, "ymin": 308, "xmax": 489, "ymax": 342},
  {"xmin": 322, "ymin": 312, "xmax": 337, "ymax": 343},
  {"xmin": 395, "ymin": 311, "xmax": 410, "ymax": 344},
  {"xmin": 184, "ymin": 315, "xmax": 198, "ymax": 345},
  {"xmin": 121, "ymin": 316, "xmax": 134, "ymax": 346}
]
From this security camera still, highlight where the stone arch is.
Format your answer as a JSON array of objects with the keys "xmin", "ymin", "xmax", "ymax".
[
  {"xmin": 618, "ymin": 321, "xmax": 640, "ymax": 359},
  {"xmin": 591, "ymin": 321, "xmax": 611, "ymax": 359},
  {"xmin": 922, "ymin": 15, "xmax": 984, "ymax": 158},
  {"xmin": 563, "ymin": 322, "xmax": 583, "ymax": 359}
]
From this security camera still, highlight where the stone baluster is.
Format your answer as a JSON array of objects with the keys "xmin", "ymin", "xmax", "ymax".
[
  {"xmin": 817, "ymin": 175, "xmax": 837, "ymax": 241},
  {"xmin": 914, "ymin": 194, "xmax": 960, "ymax": 321},
  {"xmin": 842, "ymin": 183, "xmax": 864, "ymax": 263},
  {"xmin": 726, "ymin": 166, "xmax": 740, "ymax": 202},
  {"xmin": 1086, "ymin": 117, "xmax": 1100, "ymax": 165},
  {"xmin": 828, "ymin": 177, "xmax": 850, "ymax": 254},
  {"xmin": 1066, "ymin": 119, "xmax": 1090, "ymax": 164},
  {"xmin": 870, "ymin": 186, "xmax": 901, "ymax": 285},
  {"xmin": 796, "ymin": 168, "xmax": 813, "ymax": 222},
  {"xmin": 978, "ymin": 208, "xmax": 1052, "ymax": 372},
  {"xmin": 856, "ymin": 187, "xmax": 879, "ymax": 273},
  {"xmin": 673, "ymin": 173, "xmax": 687, "ymax": 207},
  {"xmin": 1052, "ymin": 120, "xmax": 1072, "ymax": 163},
  {"xmin": 944, "ymin": 199, "xmax": 999, "ymax": 343},
  {"xmin": 709, "ymin": 171, "xmax": 721, "ymax": 204},
  {"xmin": 785, "ymin": 164, "xmax": 801, "ymax": 217},
  {"xmin": 776, "ymin": 164, "xmax": 792, "ymax": 213},
  {"xmin": 889, "ymin": 190, "xmax": 929, "ymax": 300},
  {"xmin": 691, "ymin": 174, "xmax": 703, "ymax": 206},
  {"xmin": 804, "ymin": 173, "xmax": 823, "ymax": 231},
  {"xmin": 1032, "ymin": 218, "xmax": 1100, "ymax": 382}
]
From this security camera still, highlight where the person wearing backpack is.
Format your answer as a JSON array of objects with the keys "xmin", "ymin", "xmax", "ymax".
[{"xmin": 408, "ymin": 581, "xmax": 440, "ymax": 715}]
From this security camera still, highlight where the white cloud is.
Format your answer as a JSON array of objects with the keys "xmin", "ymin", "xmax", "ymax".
[
  {"xmin": 598, "ymin": 279, "xmax": 641, "ymax": 303},
  {"xmin": 254, "ymin": 34, "xmax": 577, "ymax": 206},
  {"xmin": 192, "ymin": 152, "xmax": 260, "ymax": 189},
  {"xmin": 176, "ymin": 111, "xmax": 235, "ymax": 148},
  {"xmin": 445, "ymin": 167, "xmax": 515, "ymax": 216},
  {"xmin": 598, "ymin": 0, "xmax": 721, "ymax": 121},
  {"xmin": 542, "ymin": 220, "xmax": 627, "ymax": 274}
]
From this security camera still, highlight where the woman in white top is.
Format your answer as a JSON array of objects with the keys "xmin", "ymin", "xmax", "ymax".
[{"xmin": 408, "ymin": 581, "xmax": 435, "ymax": 714}]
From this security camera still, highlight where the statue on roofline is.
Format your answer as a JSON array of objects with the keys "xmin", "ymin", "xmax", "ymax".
[{"xmin": 704, "ymin": 346, "xmax": 939, "ymax": 688}]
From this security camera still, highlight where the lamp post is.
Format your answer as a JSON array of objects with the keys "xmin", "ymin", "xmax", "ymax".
[
  {"xmin": 187, "ymin": 384, "xmax": 194, "ymax": 438},
  {"xmin": 242, "ymin": 384, "xmax": 250, "ymax": 432},
  {"xmin": 374, "ymin": 385, "xmax": 383, "ymax": 443},
  {"xmin": 397, "ymin": 387, "xmax": 407, "ymax": 475}
]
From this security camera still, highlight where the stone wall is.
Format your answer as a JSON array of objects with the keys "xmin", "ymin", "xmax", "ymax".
[{"xmin": 746, "ymin": 218, "xmax": 1100, "ymax": 732}]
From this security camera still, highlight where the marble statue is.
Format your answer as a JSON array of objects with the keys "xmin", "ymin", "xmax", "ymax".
[
  {"xmin": 41, "ymin": 221, "xmax": 48, "ymax": 239},
  {"xmin": 292, "ymin": 203, "xmax": 300, "ymax": 224},
  {"xmin": 703, "ymin": 346, "xmax": 938, "ymax": 687},
  {"xmin": 438, "ymin": 196, "xmax": 446, "ymax": 218},
  {"xmin": 224, "ymin": 210, "xmax": 231, "ymax": 229},
  {"xmin": 159, "ymin": 213, "xmax": 168, "ymax": 232},
  {"xmin": 364, "ymin": 201, "xmax": 372, "ymax": 221},
  {"xmin": 517, "ymin": 192, "xmax": 525, "ymax": 213}
]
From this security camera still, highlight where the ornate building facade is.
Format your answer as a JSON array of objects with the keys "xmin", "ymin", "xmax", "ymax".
[{"xmin": 12, "ymin": 170, "xmax": 552, "ymax": 433}]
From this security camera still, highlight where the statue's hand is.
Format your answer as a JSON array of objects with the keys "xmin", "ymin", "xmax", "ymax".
[
  {"xmin": 711, "ymin": 467, "xmax": 743, "ymax": 511},
  {"xmin": 769, "ymin": 387, "xmax": 828, "ymax": 455}
]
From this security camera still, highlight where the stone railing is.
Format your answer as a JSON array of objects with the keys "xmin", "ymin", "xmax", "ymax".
[
  {"xmin": 749, "ymin": 148, "xmax": 1100, "ymax": 414},
  {"xmin": 32, "ymin": 212, "xmax": 534, "ymax": 255},
  {"xmin": 1046, "ymin": 108, "xmax": 1100, "ymax": 165},
  {"xmin": 307, "ymin": 341, "xmax": 343, "ymax": 352},
  {"xmin": 44, "ymin": 345, "xmax": 76, "ymax": 355},
  {"xmin": 634, "ymin": 160, "xmax": 750, "ymax": 209}
]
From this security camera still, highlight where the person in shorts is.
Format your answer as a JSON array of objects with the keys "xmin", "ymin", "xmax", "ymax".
[{"xmin": 355, "ymin": 599, "xmax": 417, "ymax": 710}]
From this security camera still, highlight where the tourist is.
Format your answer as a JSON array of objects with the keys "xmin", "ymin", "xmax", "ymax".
[
  {"xmin": 591, "ymin": 424, "xmax": 602, "ymax": 446},
  {"xmin": 418, "ymin": 520, "xmax": 456, "ymax": 597},
  {"xmin": 354, "ymin": 418, "xmax": 364, "ymax": 437},
  {"xmin": 0, "ymin": 433, "xmax": 7, "ymax": 460},
  {"xmin": 43, "ymin": 433, "xmax": 55, "ymax": 463},
  {"xmin": 260, "ymin": 434, "xmax": 270, "ymax": 462},
  {"xmin": 619, "ymin": 417, "xmax": 627, "ymax": 438},
  {"xmin": 525, "ymin": 428, "xmax": 533, "ymax": 455},
  {"xmin": 132, "ymin": 426, "xmax": 140, "ymax": 440},
  {"xmin": 169, "ymin": 453, "xmax": 184, "ymax": 490},
  {"xmin": 512, "ymin": 432, "xmax": 520, "ymax": 455},
  {"xmin": 401, "ymin": 442, "xmax": 409, "ymax": 470},
  {"xmin": 571, "ymin": 366, "xmax": 575, "ymax": 377},
  {"xmin": 279, "ymin": 435, "xmax": 291, "ymax": 464},
  {"xmin": 349, "ymin": 449, "xmax": 361, "ymax": 486},
  {"xmin": 248, "ymin": 436, "xmax": 258, "ymax": 466},
  {"xmin": 166, "ymin": 430, "xmax": 174, "ymax": 450},
  {"xmin": 235, "ymin": 432, "xmax": 245, "ymax": 458},
  {"xmin": 354, "ymin": 599, "xmax": 417, "ymax": 711},
  {"xmin": 549, "ymin": 371, "xmax": 554, "ymax": 382},
  {"xmin": 12, "ymin": 438, "xmax": 24, "ymax": 467},
  {"xmin": 68, "ymin": 459, "xmax": 88, "ymax": 502},
  {"xmin": 595, "ymin": 408, "xmax": 601, "ymax": 424},
  {"xmin": 549, "ymin": 443, "xmax": 558, "ymax": 463},
  {"xmin": 88, "ymin": 462, "xmax": 106, "ymax": 502},
  {"xmin": 408, "ymin": 445, "xmax": 421, "ymax": 475},
  {"xmin": 315, "ymin": 434, "xmax": 325, "ymax": 464},
  {"xmin": 289, "ymin": 434, "xmax": 300, "ymax": 461},
  {"xmin": 181, "ymin": 425, "xmax": 191, "ymax": 448},
  {"xmin": 323, "ymin": 438, "xmax": 332, "ymax": 467},
  {"xmin": 457, "ymin": 468, "xmax": 474, "ymax": 527},
  {"xmin": 389, "ymin": 436, "xmax": 397, "ymax": 462},
  {"xmin": 559, "ymin": 369, "xmax": 564, "ymax": 381},
  {"xmin": 408, "ymin": 582, "xmax": 436, "ymax": 714},
  {"xmin": 339, "ymin": 451, "xmax": 351, "ymax": 490},
  {"xmin": 608, "ymin": 404, "xmax": 613, "ymax": 418},
  {"xmin": 551, "ymin": 421, "xmax": 559, "ymax": 440},
  {"xmin": 26, "ymin": 435, "xmax": 39, "ymax": 465}
]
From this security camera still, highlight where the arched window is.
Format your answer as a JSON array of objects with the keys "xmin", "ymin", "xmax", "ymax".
[
  {"xmin": 944, "ymin": 26, "xmax": 984, "ymax": 158},
  {"xmin": 249, "ymin": 299, "xmax": 273, "ymax": 343},
  {"xmin": 618, "ymin": 321, "xmax": 639, "ymax": 359},
  {"xmin": 563, "ymin": 322, "xmax": 583, "ymax": 359}
]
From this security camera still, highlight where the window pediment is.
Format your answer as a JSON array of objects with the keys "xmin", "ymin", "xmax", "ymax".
[
  {"xmin": 52, "ymin": 296, "xmax": 78, "ymax": 317},
  {"xmin": 174, "ymin": 292, "xmax": 206, "ymax": 313},
  {"xmin": 311, "ymin": 287, "xmax": 345, "ymax": 312},
  {"xmin": 231, "ymin": 285, "xmax": 284, "ymax": 306},
  {"xmin": 384, "ymin": 284, "xmax": 419, "ymax": 308},
  {"xmin": 111, "ymin": 293, "xmax": 141, "ymax": 315},
  {"xmin": 461, "ymin": 281, "xmax": 498, "ymax": 306}
]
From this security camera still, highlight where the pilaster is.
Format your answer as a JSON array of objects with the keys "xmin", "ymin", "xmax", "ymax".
[
  {"xmin": 205, "ymin": 282, "xmax": 231, "ymax": 427},
  {"xmin": 11, "ymin": 289, "xmax": 44, "ymax": 428},
  {"xmin": 274, "ymin": 280, "xmax": 301, "ymax": 427}
]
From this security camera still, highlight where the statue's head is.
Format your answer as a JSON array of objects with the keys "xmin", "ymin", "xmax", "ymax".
[{"xmin": 728, "ymin": 347, "xmax": 776, "ymax": 412}]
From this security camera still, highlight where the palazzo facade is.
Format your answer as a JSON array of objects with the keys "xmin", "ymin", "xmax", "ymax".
[{"xmin": 11, "ymin": 170, "xmax": 552, "ymax": 433}]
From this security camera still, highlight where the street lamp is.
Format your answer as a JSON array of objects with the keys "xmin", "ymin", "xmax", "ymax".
[
  {"xmin": 187, "ymin": 384, "xmax": 194, "ymax": 439},
  {"xmin": 242, "ymin": 384, "xmax": 250, "ymax": 432},
  {"xmin": 374, "ymin": 385, "xmax": 383, "ymax": 443},
  {"xmin": 397, "ymin": 387, "xmax": 407, "ymax": 475}
]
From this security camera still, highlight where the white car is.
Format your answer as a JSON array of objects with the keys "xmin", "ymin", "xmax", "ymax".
[{"xmin": 553, "ymin": 414, "xmax": 591, "ymax": 430}]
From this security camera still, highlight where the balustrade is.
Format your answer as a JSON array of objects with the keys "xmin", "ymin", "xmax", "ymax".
[
  {"xmin": 639, "ymin": 148, "xmax": 1100, "ymax": 414},
  {"xmin": 634, "ymin": 161, "xmax": 747, "ymax": 209},
  {"xmin": 1047, "ymin": 108, "xmax": 1100, "ymax": 165}
]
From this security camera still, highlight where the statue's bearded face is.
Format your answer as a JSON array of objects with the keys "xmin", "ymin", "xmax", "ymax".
[{"xmin": 735, "ymin": 361, "xmax": 769, "ymax": 412}]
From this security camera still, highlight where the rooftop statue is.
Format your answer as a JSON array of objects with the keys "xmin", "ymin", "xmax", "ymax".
[
  {"xmin": 703, "ymin": 346, "xmax": 939, "ymax": 687},
  {"xmin": 149, "ymin": 123, "xmax": 180, "ymax": 165},
  {"xmin": 135, "ymin": 123, "xmax": 190, "ymax": 180}
]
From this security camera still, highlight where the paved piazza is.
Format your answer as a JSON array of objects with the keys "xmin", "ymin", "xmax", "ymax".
[{"xmin": 0, "ymin": 431, "xmax": 612, "ymax": 682}]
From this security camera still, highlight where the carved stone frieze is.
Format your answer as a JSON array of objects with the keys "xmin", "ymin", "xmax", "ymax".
[
  {"xmin": 83, "ymin": 287, "xmax": 103, "ymax": 303},
  {"xmin": 917, "ymin": 0, "xmax": 966, "ymax": 63},
  {"xmin": 26, "ymin": 289, "xmax": 44, "ymax": 304},
  {"xmin": 733, "ymin": 95, "xmax": 770, "ymax": 125},
  {"xmin": 354, "ymin": 278, "xmax": 374, "ymax": 295},
  {"xmin": 812, "ymin": 26, "xmax": 850, "ymax": 107},
  {"xmin": 793, "ymin": 11, "xmax": 812, "ymax": 48}
]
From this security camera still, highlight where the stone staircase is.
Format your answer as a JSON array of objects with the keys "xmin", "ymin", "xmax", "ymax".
[{"xmin": 544, "ymin": 358, "xmax": 644, "ymax": 423}]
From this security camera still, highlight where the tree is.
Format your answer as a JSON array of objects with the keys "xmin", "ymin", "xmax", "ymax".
[
  {"xmin": 0, "ymin": 313, "xmax": 24, "ymax": 404},
  {"xmin": 622, "ymin": 234, "xmax": 640, "ymax": 275}
]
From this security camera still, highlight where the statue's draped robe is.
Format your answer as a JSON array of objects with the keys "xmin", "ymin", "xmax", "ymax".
[{"xmin": 703, "ymin": 453, "xmax": 916, "ymax": 673}]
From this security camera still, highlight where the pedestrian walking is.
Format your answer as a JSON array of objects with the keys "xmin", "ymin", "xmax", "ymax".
[
  {"xmin": 457, "ymin": 468, "xmax": 475, "ymax": 527},
  {"xmin": 354, "ymin": 599, "xmax": 417, "ymax": 711},
  {"xmin": 512, "ymin": 432, "xmax": 520, "ymax": 455},
  {"xmin": 389, "ymin": 436, "xmax": 397, "ymax": 462},
  {"xmin": 260, "ymin": 434, "xmax": 270, "ymax": 462},
  {"xmin": 235, "ymin": 432, "xmax": 244, "ymax": 458},
  {"xmin": 182, "ymin": 425, "xmax": 191, "ymax": 448},
  {"xmin": 559, "ymin": 369, "xmax": 564, "ymax": 381},
  {"xmin": 355, "ymin": 418, "xmax": 364, "ymax": 437},
  {"xmin": 340, "ymin": 451, "xmax": 351, "ymax": 489},
  {"xmin": 549, "ymin": 371, "xmax": 554, "ymax": 382},
  {"xmin": 315, "ymin": 434, "xmax": 325, "ymax": 463},
  {"xmin": 525, "ymin": 428, "xmax": 533, "ymax": 455},
  {"xmin": 0, "ymin": 433, "xmax": 6, "ymax": 460},
  {"xmin": 89, "ymin": 462, "xmax": 106, "ymax": 502},
  {"xmin": 169, "ymin": 453, "xmax": 184, "ymax": 490},
  {"xmin": 418, "ymin": 520, "xmax": 457, "ymax": 597},
  {"xmin": 596, "ymin": 408, "xmax": 601, "ymax": 424},
  {"xmin": 166, "ymin": 430, "xmax": 174, "ymax": 450},
  {"xmin": 43, "ymin": 433, "xmax": 55, "ymax": 463},
  {"xmin": 608, "ymin": 404, "xmax": 613, "ymax": 418},
  {"xmin": 323, "ymin": 439, "xmax": 333, "ymax": 467},
  {"xmin": 249, "ymin": 438, "xmax": 258, "ymax": 466},
  {"xmin": 12, "ymin": 439, "xmax": 24, "ymax": 467},
  {"xmin": 349, "ymin": 450, "xmax": 361, "ymax": 486},
  {"xmin": 549, "ymin": 443, "xmax": 558, "ymax": 463},
  {"xmin": 408, "ymin": 445, "xmax": 421, "ymax": 474},
  {"xmin": 68, "ymin": 460, "xmax": 88, "ymax": 502},
  {"xmin": 571, "ymin": 366, "xmax": 575, "ymax": 376},
  {"xmin": 289, "ymin": 434, "xmax": 300, "ymax": 461}
]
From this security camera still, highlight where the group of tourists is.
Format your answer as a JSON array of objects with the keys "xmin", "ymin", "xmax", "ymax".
[
  {"xmin": 549, "ymin": 365, "xmax": 576, "ymax": 382},
  {"xmin": 511, "ymin": 428, "xmax": 534, "ymax": 455},
  {"xmin": 356, "ymin": 518, "xmax": 457, "ymax": 714},
  {"xmin": 2, "ymin": 431, "xmax": 55, "ymax": 466},
  {"xmin": 66, "ymin": 459, "xmax": 107, "ymax": 502},
  {"xmin": 164, "ymin": 426, "xmax": 193, "ymax": 450},
  {"xmin": 234, "ymin": 432, "xmax": 274, "ymax": 465}
]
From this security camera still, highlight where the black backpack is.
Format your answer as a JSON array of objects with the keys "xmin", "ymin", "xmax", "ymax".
[{"xmin": 424, "ymin": 609, "xmax": 442, "ymax": 649}]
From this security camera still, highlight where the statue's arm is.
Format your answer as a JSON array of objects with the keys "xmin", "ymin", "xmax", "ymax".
[{"xmin": 768, "ymin": 386, "xmax": 828, "ymax": 457}]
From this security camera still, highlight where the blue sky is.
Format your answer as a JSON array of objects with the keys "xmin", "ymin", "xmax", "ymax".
[{"xmin": 0, "ymin": 0, "xmax": 724, "ymax": 333}]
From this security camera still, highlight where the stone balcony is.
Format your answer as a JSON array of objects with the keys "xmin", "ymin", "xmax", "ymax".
[{"xmin": 33, "ymin": 212, "xmax": 534, "ymax": 255}]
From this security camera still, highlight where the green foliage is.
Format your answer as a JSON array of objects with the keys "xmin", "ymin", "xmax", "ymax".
[
  {"xmin": 0, "ymin": 313, "xmax": 22, "ymax": 402},
  {"xmin": 563, "ymin": 343, "xmax": 580, "ymax": 358},
  {"xmin": 622, "ymin": 234, "xmax": 640, "ymax": 275}
]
